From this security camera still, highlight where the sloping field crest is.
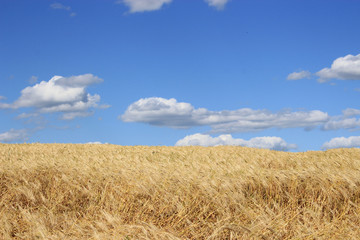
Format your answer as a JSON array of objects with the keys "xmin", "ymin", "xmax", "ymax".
[{"xmin": 0, "ymin": 144, "xmax": 359, "ymax": 239}]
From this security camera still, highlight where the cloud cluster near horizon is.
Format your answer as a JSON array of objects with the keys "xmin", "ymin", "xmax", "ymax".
[
  {"xmin": 322, "ymin": 136, "xmax": 360, "ymax": 149},
  {"xmin": 116, "ymin": 0, "xmax": 230, "ymax": 13},
  {"xmin": 0, "ymin": 129, "xmax": 29, "ymax": 143},
  {"xmin": 0, "ymin": 74, "xmax": 108, "ymax": 120},
  {"xmin": 85, "ymin": 141, "xmax": 109, "ymax": 144},
  {"xmin": 175, "ymin": 134, "xmax": 297, "ymax": 151}
]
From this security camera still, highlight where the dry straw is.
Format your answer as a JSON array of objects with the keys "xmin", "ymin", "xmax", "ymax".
[{"xmin": 0, "ymin": 144, "xmax": 359, "ymax": 239}]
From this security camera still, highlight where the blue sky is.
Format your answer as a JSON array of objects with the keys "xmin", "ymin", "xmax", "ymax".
[{"xmin": 1, "ymin": 0, "xmax": 360, "ymax": 151}]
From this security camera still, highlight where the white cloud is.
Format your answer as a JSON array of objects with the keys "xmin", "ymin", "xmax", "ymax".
[
  {"xmin": 0, "ymin": 96, "xmax": 8, "ymax": 108},
  {"xmin": 54, "ymin": 74, "xmax": 103, "ymax": 87},
  {"xmin": 0, "ymin": 74, "xmax": 107, "ymax": 120},
  {"xmin": 61, "ymin": 111, "xmax": 94, "ymax": 120},
  {"xmin": 38, "ymin": 94, "xmax": 100, "ymax": 113},
  {"xmin": 316, "ymin": 53, "xmax": 360, "ymax": 82},
  {"xmin": 50, "ymin": 2, "xmax": 76, "ymax": 16},
  {"xmin": 0, "ymin": 99, "xmax": 10, "ymax": 108},
  {"xmin": 50, "ymin": 3, "xmax": 71, "ymax": 11},
  {"xmin": 118, "ymin": 0, "xmax": 172, "ymax": 13},
  {"xmin": 16, "ymin": 113, "xmax": 40, "ymax": 119},
  {"xmin": 322, "ymin": 136, "xmax": 360, "ymax": 149},
  {"xmin": 0, "ymin": 129, "xmax": 29, "ymax": 143},
  {"xmin": 210, "ymin": 110, "xmax": 329, "ymax": 133},
  {"xmin": 322, "ymin": 117, "xmax": 360, "ymax": 131},
  {"xmin": 204, "ymin": 0, "xmax": 229, "ymax": 10},
  {"xmin": 13, "ymin": 75, "xmax": 100, "ymax": 108},
  {"xmin": 121, "ymin": 97, "xmax": 197, "ymax": 128},
  {"xmin": 286, "ymin": 70, "xmax": 311, "ymax": 80},
  {"xmin": 320, "ymin": 109, "xmax": 360, "ymax": 131},
  {"xmin": 342, "ymin": 108, "xmax": 360, "ymax": 117},
  {"xmin": 175, "ymin": 133, "xmax": 297, "ymax": 151},
  {"xmin": 121, "ymin": 97, "xmax": 330, "ymax": 133}
]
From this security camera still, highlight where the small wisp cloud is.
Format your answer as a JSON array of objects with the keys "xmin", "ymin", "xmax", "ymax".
[
  {"xmin": 287, "ymin": 71, "xmax": 311, "ymax": 80},
  {"xmin": 118, "ymin": 0, "xmax": 230, "ymax": 13},
  {"xmin": 204, "ymin": 0, "xmax": 229, "ymax": 10},
  {"xmin": 50, "ymin": 3, "xmax": 76, "ymax": 17},
  {"xmin": 118, "ymin": 0, "xmax": 172, "ymax": 13}
]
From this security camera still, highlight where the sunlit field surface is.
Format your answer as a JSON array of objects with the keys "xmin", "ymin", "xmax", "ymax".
[{"xmin": 0, "ymin": 144, "xmax": 359, "ymax": 239}]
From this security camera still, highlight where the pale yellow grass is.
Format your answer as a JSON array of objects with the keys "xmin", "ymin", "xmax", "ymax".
[{"xmin": 0, "ymin": 144, "xmax": 359, "ymax": 239}]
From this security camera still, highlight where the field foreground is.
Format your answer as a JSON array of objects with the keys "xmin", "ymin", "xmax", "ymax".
[{"xmin": 0, "ymin": 144, "xmax": 359, "ymax": 239}]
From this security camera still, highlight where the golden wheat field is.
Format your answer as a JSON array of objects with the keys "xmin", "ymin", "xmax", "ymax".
[{"xmin": 0, "ymin": 144, "xmax": 359, "ymax": 239}]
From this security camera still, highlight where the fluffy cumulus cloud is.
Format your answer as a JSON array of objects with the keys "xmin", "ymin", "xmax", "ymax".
[
  {"xmin": 121, "ymin": 97, "xmax": 330, "ymax": 132},
  {"xmin": 316, "ymin": 54, "xmax": 360, "ymax": 82},
  {"xmin": 287, "ymin": 70, "xmax": 311, "ymax": 80},
  {"xmin": 322, "ymin": 136, "xmax": 360, "ymax": 149},
  {"xmin": 0, "ymin": 74, "xmax": 108, "ymax": 120},
  {"xmin": 118, "ymin": 0, "xmax": 172, "ymax": 13},
  {"xmin": 121, "ymin": 97, "xmax": 198, "ymax": 128},
  {"xmin": 204, "ymin": 0, "xmax": 229, "ymax": 10},
  {"xmin": 0, "ymin": 129, "xmax": 29, "ymax": 143},
  {"xmin": 175, "ymin": 134, "xmax": 297, "ymax": 151}
]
